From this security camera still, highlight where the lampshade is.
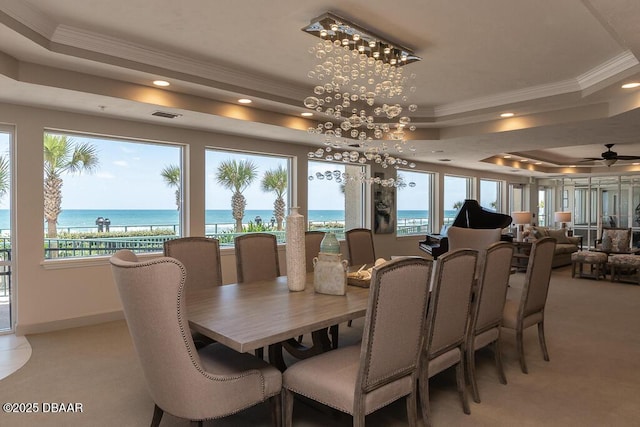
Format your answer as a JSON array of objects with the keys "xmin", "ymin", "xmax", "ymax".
[
  {"xmin": 554, "ymin": 211, "xmax": 571, "ymax": 223},
  {"xmin": 512, "ymin": 211, "xmax": 532, "ymax": 225}
]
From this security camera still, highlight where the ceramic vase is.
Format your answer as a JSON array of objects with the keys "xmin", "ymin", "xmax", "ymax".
[
  {"xmin": 320, "ymin": 231, "xmax": 340, "ymax": 254},
  {"xmin": 285, "ymin": 207, "xmax": 306, "ymax": 291},
  {"xmin": 313, "ymin": 252, "xmax": 348, "ymax": 295}
]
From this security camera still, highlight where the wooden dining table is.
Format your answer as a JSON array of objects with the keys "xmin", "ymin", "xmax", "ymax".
[{"xmin": 185, "ymin": 274, "xmax": 370, "ymax": 371}]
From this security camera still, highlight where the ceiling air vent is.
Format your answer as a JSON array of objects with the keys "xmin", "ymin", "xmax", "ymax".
[{"xmin": 152, "ymin": 111, "xmax": 181, "ymax": 119}]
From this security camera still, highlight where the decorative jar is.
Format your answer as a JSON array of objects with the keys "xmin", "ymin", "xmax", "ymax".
[{"xmin": 313, "ymin": 252, "xmax": 348, "ymax": 296}]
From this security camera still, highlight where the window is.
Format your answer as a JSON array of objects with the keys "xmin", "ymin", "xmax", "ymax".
[
  {"xmin": 444, "ymin": 175, "xmax": 472, "ymax": 225},
  {"xmin": 307, "ymin": 160, "xmax": 366, "ymax": 238},
  {"xmin": 206, "ymin": 149, "xmax": 291, "ymax": 245},
  {"xmin": 509, "ymin": 183, "xmax": 526, "ymax": 213},
  {"xmin": 537, "ymin": 187, "xmax": 553, "ymax": 227},
  {"xmin": 0, "ymin": 128, "xmax": 11, "ymax": 331},
  {"xmin": 396, "ymin": 169, "xmax": 433, "ymax": 235},
  {"xmin": 480, "ymin": 179, "xmax": 501, "ymax": 212},
  {"xmin": 43, "ymin": 131, "xmax": 183, "ymax": 259}
]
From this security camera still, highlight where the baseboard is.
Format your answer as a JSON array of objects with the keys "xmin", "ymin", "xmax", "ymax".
[{"xmin": 15, "ymin": 310, "xmax": 125, "ymax": 336}]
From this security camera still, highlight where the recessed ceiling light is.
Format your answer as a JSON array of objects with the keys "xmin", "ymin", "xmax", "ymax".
[
  {"xmin": 238, "ymin": 98, "xmax": 252, "ymax": 104},
  {"xmin": 621, "ymin": 82, "xmax": 640, "ymax": 89},
  {"xmin": 521, "ymin": 159, "xmax": 528, "ymax": 162},
  {"xmin": 569, "ymin": 165, "xmax": 576, "ymax": 168},
  {"xmin": 301, "ymin": 112, "xmax": 313, "ymax": 117},
  {"xmin": 634, "ymin": 162, "xmax": 640, "ymax": 166},
  {"xmin": 503, "ymin": 155, "xmax": 511, "ymax": 159},
  {"xmin": 535, "ymin": 162, "xmax": 542, "ymax": 165},
  {"xmin": 153, "ymin": 80, "xmax": 170, "ymax": 87},
  {"xmin": 500, "ymin": 112, "xmax": 515, "ymax": 118}
]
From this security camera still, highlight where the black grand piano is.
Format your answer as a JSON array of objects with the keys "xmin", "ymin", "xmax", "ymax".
[{"xmin": 419, "ymin": 199, "xmax": 513, "ymax": 259}]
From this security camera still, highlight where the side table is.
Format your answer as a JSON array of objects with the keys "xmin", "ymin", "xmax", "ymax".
[{"xmin": 511, "ymin": 240, "xmax": 532, "ymax": 271}]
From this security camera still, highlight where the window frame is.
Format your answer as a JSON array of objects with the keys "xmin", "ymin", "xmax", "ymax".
[
  {"xmin": 42, "ymin": 130, "xmax": 185, "ymax": 261},
  {"xmin": 205, "ymin": 147, "xmax": 293, "ymax": 245},
  {"xmin": 395, "ymin": 168, "xmax": 434, "ymax": 236}
]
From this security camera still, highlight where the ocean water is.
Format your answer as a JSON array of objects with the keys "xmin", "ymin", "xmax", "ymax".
[{"xmin": 0, "ymin": 209, "xmax": 454, "ymax": 232}]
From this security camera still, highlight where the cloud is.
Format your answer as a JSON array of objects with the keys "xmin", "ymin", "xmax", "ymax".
[{"xmin": 113, "ymin": 160, "xmax": 128, "ymax": 167}]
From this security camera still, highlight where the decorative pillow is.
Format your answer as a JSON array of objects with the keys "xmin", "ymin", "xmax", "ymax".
[
  {"xmin": 601, "ymin": 235, "xmax": 613, "ymax": 251},
  {"xmin": 605, "ymin": 229, "xmax": 630, "ymax": 252},
  {"xmin": 531, "ymin": 226, "xmax": 550, "ymax": 240},
  {"xmin": 547, "ymin": 228, "xmax": 570, "ymax": 244}
]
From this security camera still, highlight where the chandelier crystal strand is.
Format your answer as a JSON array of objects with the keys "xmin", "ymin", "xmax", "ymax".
[{"xmin": 303, "ymin": 13, "xmax": 420, "ymax": 186}]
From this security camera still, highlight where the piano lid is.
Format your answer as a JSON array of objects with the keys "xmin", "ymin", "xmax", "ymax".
[{"xmin": 452, "ymin": 199, "xmax": 512, "ymax": 229}]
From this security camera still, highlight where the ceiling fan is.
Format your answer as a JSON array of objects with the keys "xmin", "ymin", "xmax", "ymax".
[{"xmin": 580, "ymin": 144, "xmax": 640, "ymax": 167}]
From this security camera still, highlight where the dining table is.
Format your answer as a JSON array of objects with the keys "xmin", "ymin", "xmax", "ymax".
[{"xmin": 185, "ymin": 274, "xmax": 370, "ymax": 371}]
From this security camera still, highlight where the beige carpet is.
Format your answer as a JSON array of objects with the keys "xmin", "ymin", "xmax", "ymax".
[{"xmin": 0, "ymin": 266, "xmax": 639, "ymax": 426}]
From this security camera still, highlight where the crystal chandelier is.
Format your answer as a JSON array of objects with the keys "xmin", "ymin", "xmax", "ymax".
[
  {"xmin": 302, "ymin": 13, "xmax": 422, "ymax": 180},
  {"xmin": 309, "ymin": 167, "xmax": 417, "ymax": 188}
]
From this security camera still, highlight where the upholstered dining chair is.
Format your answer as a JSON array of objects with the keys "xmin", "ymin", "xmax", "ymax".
[
  {"xmin": 502, "ymin": 236, "xmax": 556, "ymax": 374},
  {"xmin": 420, "ymin": 249, "xmax": 478, "ymax": 425},
  {"xmin": 345, "ymin": 228, "xmax": 376, "ymax": 267},
  {"xmin": 447, "ymin": 226, "xmax": 502, "ymax": 273},
  {"xmin": 304, "ymin": 230, "xmax": 325, "ymax": 273},
  {"xmin": 164, "ymin": 236, "xmax": 223, "ymax": 349},
  {"xmin": 164, "ymin": 236, "xmax": 223, "ymax": 290},
  {"xmin": 110, "ymin": 250, "xmax": 282, "ymax": 427},
  {"xmin": 235, "ymin": 233, "xmax": 280, "ymax": 283},
  {"xmin": 282, "ymin": 257, "xmax": 433, "ymax": 427},
  {"xmin": 345, "ymin": 228, "xmax": 376, "ymax": 328},
  {"xmin": 465, "ymin": 241, "xmax": 514, "ymax": 403}
]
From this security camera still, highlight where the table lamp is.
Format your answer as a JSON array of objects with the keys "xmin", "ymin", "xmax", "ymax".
[
  {"xmin": 512, "ymin": 211, "xmax": 532, "ymax": 241},
  {"xmin": 554, "ymin": 211, "xmax": 572, "ymax": 230}
]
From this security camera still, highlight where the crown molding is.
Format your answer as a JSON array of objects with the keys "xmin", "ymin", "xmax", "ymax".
[
  {"xmin": 0, "ymin": 0, "xmax": 56, "ymax": 39},
  {"xmin": 50, "ymin": 25, "xmax": 308, "ymax": 101},
  {"xmin": 434, "ymin": 78, "xmax": 581, "ymax": 117},
  {"xmin": 433, "ymin": 50, "xmax": 638, "ymax": 118},
  {"xmin": 576, "ymin": 50, "xmax": 639, "ymax": 90}
]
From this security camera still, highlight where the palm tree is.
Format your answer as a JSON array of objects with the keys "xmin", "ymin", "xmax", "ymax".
[
  {"xmin": 44, "ymin": 134, "xmax": 99, "ymax": 237},
  {"xmin": 453, "ymin": 200, "xmax": 464, "ymax": 210},
  {"xmin": 216, "ymin": 159, "xmax": 257, "ymax": 232},
  {"xmin": 161, "ymin": 164, "xmax": 181, "ymax": 210},
  {"xmin": 261, "ymin": 166, "xmax": 287, "ymax": 230},
  {"xmin": 0, "ymin": 155, "xmax": 9, "ymax": 201}
]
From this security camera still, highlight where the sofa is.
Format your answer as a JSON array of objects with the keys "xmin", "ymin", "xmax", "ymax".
[{"xmin": 527, "ymin": 226, "xmax": 581, "ymax": 268}]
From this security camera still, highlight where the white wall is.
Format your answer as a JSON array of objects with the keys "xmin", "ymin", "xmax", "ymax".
[{"xmin": 0, "ymin": 101, "xmax": 527, "ymax": 335}]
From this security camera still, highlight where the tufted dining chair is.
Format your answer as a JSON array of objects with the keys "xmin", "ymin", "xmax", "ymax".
[
  {"xmin": 502, "ymin": 236, "xmax": 556, "ymax": 374},
  {"xmin": 110, "ymin": 250, "xmax": 282, "ymax": 427},
  {"xmin": 282, "ymin": 257, "xmax": 433, "ymax": 427},
  {"xmin": 235, "ymin": 233, "xmax": 280, "ymax": 283},
  {"xmin": 420, "ymin": 249, "xmax": 478, "ymax": 426},
  {"xmin": 345, "ymin": 228, "xmax": 376, "ymax": 267},
  {"xmin": 465, "ymin": 241, "xmax": 514, "ymax": 403},
  {"xmin": 164, "ymin": 236, "xmax": 223, "ymax": 349}
]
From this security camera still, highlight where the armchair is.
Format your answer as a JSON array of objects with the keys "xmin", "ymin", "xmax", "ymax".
[{"xmin": 594, "ymin": 227, "xmax": 632, "ymax": 253}]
